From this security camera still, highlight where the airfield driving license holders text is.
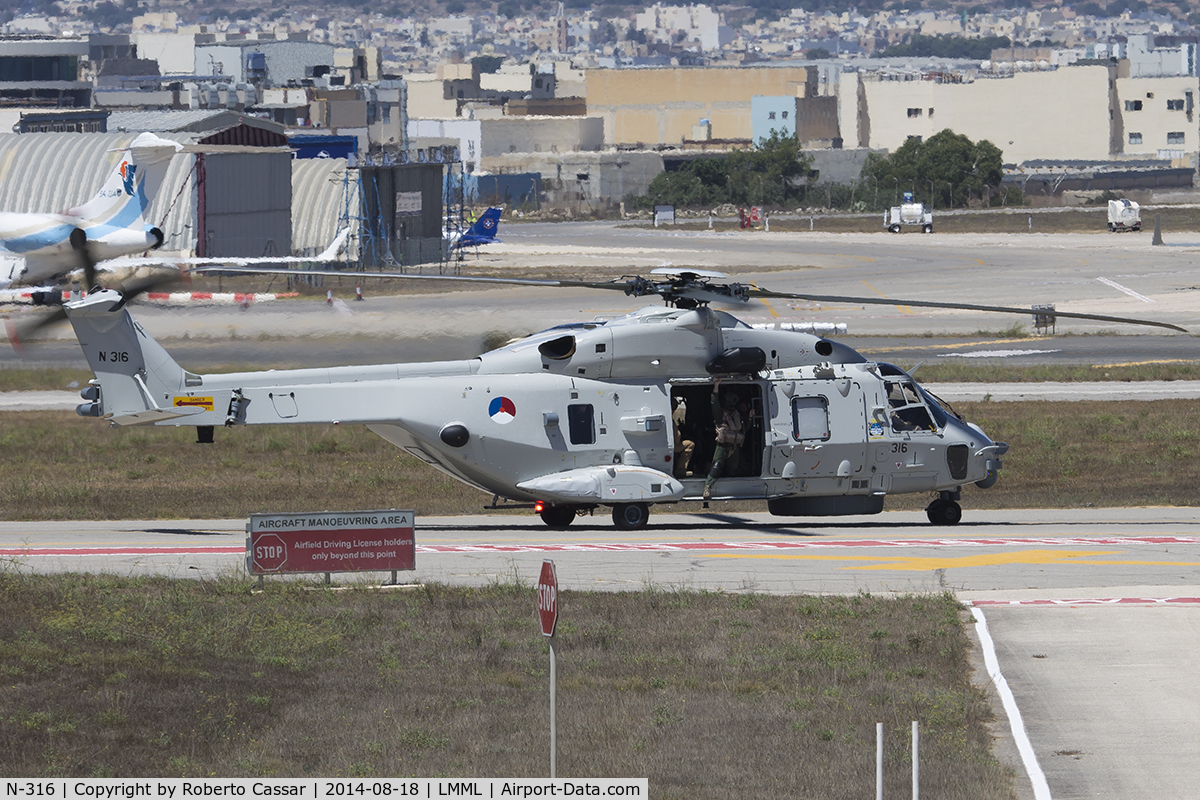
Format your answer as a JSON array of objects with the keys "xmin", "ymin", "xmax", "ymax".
[{"xmin": 2, "ymin": 780, "xmax": 649, "ymax": 799}]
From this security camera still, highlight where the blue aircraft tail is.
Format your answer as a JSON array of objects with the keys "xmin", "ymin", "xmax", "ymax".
[{"xmin": 456, "ymin": 207, "xmax": 502, "ymax": 249}]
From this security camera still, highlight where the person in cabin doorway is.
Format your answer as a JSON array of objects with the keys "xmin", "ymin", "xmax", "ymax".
[{"xmin": 704, "ymin": 378, "xmax": 744, "ymax": 501}]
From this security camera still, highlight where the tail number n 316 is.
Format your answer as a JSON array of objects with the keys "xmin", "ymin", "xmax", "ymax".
[{"xmin": 97, "ymin": 351, "xmax": 129, "ymax": 363}]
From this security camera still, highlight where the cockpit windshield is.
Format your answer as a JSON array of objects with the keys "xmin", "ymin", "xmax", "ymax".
[{"xmin": 884, "ymin": 377, "xmax": 937, "ymax": 432}]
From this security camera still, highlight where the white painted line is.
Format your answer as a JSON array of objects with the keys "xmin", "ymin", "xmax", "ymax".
[
  {"xmin": 940, "ymin": 349, "xmax": 1063, "ymax": 359},
  {"xmin": 1097, "ymin": 277, "xmax": 1154, "ymax": 303},
  {"xmin": 971, "ymin": 607, "xmax": 1052, "ymax": 800}
]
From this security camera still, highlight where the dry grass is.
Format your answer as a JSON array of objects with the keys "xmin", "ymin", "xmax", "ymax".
[
  {"xmin": 1, "ymin": 400, "xmax": 1198, "ymax": 521},
  {"xmin": 927, "ymin": 399, "xmax": 1200, "ymax": 511},
  {"xmin": 664, "ymin": 205, "xmax": 1200, "ymax": 234},
  {"xmin": 0, "ymin": 413, "xmax": 465, "ymax": 521},
  {"xmin": 0, "ymin": 575, "xmax": 1013, "ymax": 797},
  {"xmin": 903, "ymin": 362, "xmax": 1200, "ymax": 384}
]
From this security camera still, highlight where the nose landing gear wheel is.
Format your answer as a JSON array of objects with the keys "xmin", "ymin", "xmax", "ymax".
[
  {"xmin": 612, "ymin": 502, "xmax": 650, "ymax": 530},
  {"xmin": 539, "ymin": 505, "xmax": 576, "ymax": 529},
  {"xmin": 926, "ymin": 499, "xmax": 962, "ymax": 526}
]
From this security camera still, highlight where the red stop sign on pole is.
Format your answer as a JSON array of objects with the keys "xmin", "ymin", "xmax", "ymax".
[
  {"xmin": 537, "ymin": 560, "xmax": 558, "ymax": 637},
  {"xmin": 252, "ymin": 533, "xmax": 288, "ymax": 573}
]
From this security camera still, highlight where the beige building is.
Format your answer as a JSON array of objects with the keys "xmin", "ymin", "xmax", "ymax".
[
  {"xmin": 586, "ymin": 66, "xmax": 809, "ymax": 146},
  {"xmin": 480, "ymin": 116, "xmax": 604, "ymax": 159},
  {"xmin": 405, "ymin": 73, "xmax": 460, "ymax": 118},
  {"xmin": 854, "ymin": 65, "xmax": 1119, "ymax": 163},
  {"xmin": 1116, "ymin": 75, "xmax": 1199, "ymax": 157}
]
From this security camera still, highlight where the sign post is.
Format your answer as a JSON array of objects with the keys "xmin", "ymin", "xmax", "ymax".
[{"xmin": 537, "ymin": 560, "xmax": 558, "ymax": 778}]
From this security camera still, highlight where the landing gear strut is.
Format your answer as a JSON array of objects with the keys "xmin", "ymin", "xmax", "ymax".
[{"xmin": 925, "ymin": 490, "xmax": 962, "ymax": 526}]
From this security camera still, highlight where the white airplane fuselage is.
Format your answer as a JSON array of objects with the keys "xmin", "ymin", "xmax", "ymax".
[
  {"xmin": 0, "ymin": 212, "xmax": 162, "ymax": 288},
  {"xmin": 0, "ymin": 131, "xmax": 179, "ymax": 291}
]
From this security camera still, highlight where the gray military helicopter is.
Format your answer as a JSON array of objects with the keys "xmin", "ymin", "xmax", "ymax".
[{"xmin": 51, "ymin": 267, "xmax": 1185, "ymax": 530}]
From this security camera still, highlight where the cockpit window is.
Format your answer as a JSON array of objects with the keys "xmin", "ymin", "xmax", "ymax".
[{"xmin": 885, "ymin": 380, "xmax": 936, "ymax": 432}]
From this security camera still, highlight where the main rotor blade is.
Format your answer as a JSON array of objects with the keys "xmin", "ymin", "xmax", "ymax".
[
  {"xmin": 188, "ymin": 267, "xmax": 644, "ymax": 294},
  {"xmin": 6, "ymin": 307, "xmax": 68, "ymax": 353},
  {"xmin": 6, "ymin": 271, "xmax": 183, "ymax": 352},
  {"xmin": 748, "ymin": 288, "xmax": 1189, "ymax": 333}
]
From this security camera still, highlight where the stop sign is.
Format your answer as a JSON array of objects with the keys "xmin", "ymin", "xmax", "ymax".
[
  {"xmin": 252, "ymin": 533, "xmax": 288, "ymax": 573},
  {"xmin": 537, "ymin": 560, "xmax": 558, "ymax": 637}
]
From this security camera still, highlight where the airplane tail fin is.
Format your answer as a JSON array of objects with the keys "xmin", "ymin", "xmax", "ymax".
[
  {"xmin": 467, "ymin": 207, "xmax": 502, "ymax": 243},
  {"xmin": 65, "ymin": 288, "xmax": 201, "ymax": 426},
  {"xmin": 65, "ymin": 133, "xmax": 182, "ymax": 232},
  {"xmin": 456, "ymin": 207, "xmax": 502, "ymax": 248}
]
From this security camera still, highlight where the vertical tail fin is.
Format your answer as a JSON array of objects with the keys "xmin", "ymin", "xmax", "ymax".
[
  {"xmin": 65, "ymin": 133, "xmax": 182, "ymax": 232},
  {"xmin": 458, "ymin": 207, "xmax": 502, "ymax": 247},
  {"xmin": 65, "ymin": 288, "xmax": 199, "ymax": 425}
]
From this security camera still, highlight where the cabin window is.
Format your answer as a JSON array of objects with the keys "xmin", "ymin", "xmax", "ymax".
[
  {"xmin": 1125, "ymin": 100, "xmax": 1142, "ymax": 111},
  {"xmin": 885, "ymin": 380, "xmax": 935, "ymax": 432},
  {"xmin": 1129, "ymin": 132, "xmax": 1143, "ymax": 145},
  {"xmin": 1167, "ymin": 99, "xmax": 1185, "ymax": 111},
  {"xmin": 1168, "ymin": 131, "xmax": 1186, "ymax": 144},
  {"xmin": 791, "ymin": 396, "xmax": 830, "ymax": 441},
  {"xmin": 567, "ymin": 404, "xmax": 595, "ymax": 445}
]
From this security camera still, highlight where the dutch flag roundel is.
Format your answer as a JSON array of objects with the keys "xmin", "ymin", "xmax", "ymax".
[{"xmin": 489, "ymin": 396, "xmax": 516, "ymax": 424}]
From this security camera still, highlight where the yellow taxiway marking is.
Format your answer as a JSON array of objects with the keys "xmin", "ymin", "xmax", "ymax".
[
  {"xmin": 706, "ymin": 549, "xmax": 1200, "ymax": 572},
  {"xmin": 760, "ymin": 298, "xmax": 781, "ymax": 319},
  {"xmin": 860, "ymin": 280, "xmax": 912, "ymax": 315},
  {"xmin": 1092, "ymin": 359, "xmax": 1200, "ymax": 368},
  {"xmin": 858, "ymin": 337, "xmax": 1051, "ymax": 354}
]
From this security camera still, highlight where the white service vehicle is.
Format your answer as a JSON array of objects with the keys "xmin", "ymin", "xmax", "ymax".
[
  {"xmin": 886, "ymin": 192, "xmax": 933, "ymax": 233},
  {"xmin": 1107, "ymin": 199, "xmax": 1141, "ymax": 232}
]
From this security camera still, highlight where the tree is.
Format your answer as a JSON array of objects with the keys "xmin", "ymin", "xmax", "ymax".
[
  {"xmin": 861, "ymin": 129, "xmax": 1007, "ymax": 209},
  {"xmin": 641, "ymin": 131, "xmax": 812, "ymax": 209},
  {"xmin": 806, "ymin": 47, "xmax": 833, "ymax": 59}
]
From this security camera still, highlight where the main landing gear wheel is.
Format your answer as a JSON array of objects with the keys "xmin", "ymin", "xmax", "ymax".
[
  {"xmin": 926, "ymin": 499, "xmax": 962, "ymax": 526},
  {"xmin": 539, "ymin": 505, "xmax": 576, "ymax": 529},
  {"xmin": 612, "ymin": 502, "xmax": 650, "ymax": 530}
]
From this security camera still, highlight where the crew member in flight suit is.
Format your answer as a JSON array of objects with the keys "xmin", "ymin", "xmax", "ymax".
[
  {"xmin": 704, "ymin": 378, "xmax": 744, "ymax": 501},
  {"xmin": 672, "ymin": 396, "xmax": 694, "ymax": 479}
]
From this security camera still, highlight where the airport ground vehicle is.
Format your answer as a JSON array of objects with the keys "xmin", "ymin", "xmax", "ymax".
[
  {"xmin": 886, "ymin": 192, "xmax": 933, "ymax": 234},
  {"xmin": 1107, "ymin": 199, "xmax": 1141, "ymax": 232}
]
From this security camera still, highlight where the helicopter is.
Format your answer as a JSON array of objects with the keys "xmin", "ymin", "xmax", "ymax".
[{"xmin": 51, "ymin": 267, "xmax": 1186, "ymax": 530}]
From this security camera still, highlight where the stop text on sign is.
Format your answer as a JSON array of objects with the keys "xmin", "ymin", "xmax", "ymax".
[{"xmin": 538, "ymin": 582, "xmax": 556, "ymax": 614}]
